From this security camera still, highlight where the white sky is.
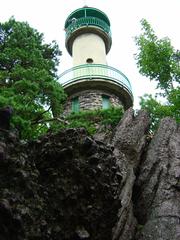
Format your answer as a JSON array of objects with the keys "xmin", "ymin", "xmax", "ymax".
[{"xmin": 1, "ymin": 0, "xmax": 180, "ymax": 108}]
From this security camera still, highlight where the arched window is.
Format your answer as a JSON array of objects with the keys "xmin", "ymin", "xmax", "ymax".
[
  {"xmin": 72, "ymin": 97, "xmax": 79, "ymax": 113},
  {"xmin": 102, "ymin": 95, "xmax": 110, "ymax": 109}
]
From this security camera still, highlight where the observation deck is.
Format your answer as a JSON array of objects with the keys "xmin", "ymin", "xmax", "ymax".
[
  {"xmin": 64, "ymin": 7, "xmax": 112, "ymax": 56},
  {"xmin": 59, "ymin": 64, "xmax": 133, "ymax": 109}
]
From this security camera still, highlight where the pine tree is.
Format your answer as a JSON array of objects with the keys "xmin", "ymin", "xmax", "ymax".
[{"xmin": 0, "ymin": 18, "xmax": 66, "ymax": 139}]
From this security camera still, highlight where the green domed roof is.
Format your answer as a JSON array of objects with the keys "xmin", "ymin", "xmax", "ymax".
[{"xmin": 65, "ymin": 7, "xmax": 111, "ymax": 29}]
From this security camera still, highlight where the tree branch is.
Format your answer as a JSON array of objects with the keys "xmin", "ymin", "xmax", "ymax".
[{"xmin": 31, "ymin": 117, "xmax": 69, "ymax": 126}]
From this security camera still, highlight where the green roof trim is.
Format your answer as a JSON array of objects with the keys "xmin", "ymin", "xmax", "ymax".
[{"xmin": 65, "ymin": 7, "xmax": 111, "ymax": 29}]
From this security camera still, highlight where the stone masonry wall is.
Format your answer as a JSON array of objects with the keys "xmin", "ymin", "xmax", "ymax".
[{"xmin": 63, "ymin": 90, "xmax": 122, "ymax": 115}]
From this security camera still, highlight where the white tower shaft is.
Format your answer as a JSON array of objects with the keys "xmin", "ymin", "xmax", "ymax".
[{"xmin": 72, "ymin": 33, "xmax": 107, "ymax": 66}]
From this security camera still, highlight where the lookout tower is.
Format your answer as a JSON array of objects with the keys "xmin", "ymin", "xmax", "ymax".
[{"xmin": 59, "ymin": 6, "xmax": 133, "ymax": 113}]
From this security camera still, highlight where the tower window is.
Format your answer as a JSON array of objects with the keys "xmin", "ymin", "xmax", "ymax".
[
  {"xmin": 72, "ymin": 97, "xmax": 79, "ymax": 113},
  {"xmin": 102, "ymin": 95, "xmax": 110, "ymax": 109},
  {"xmin": 86, "ymin": 58, "xmax": 93, "ymax": 64}
]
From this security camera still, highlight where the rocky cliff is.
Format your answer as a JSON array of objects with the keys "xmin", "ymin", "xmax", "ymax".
[{"xmin": 0, "ymin": 108, "xmax": 179, "ymax": 240}]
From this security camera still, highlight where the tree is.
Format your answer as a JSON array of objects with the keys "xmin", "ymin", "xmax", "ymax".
[
  {"xmin": 0, "ymin": 18, "xmax": 66, "ymax": 139},
  {"xmin": 135, "ymin": 19, "xmax": 180, "ymax": 130}
]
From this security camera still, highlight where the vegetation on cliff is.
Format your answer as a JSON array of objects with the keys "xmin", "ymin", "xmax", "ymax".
[{"xmin": 51, "ymin": 107, "xmax": 124, "ymax": 135}]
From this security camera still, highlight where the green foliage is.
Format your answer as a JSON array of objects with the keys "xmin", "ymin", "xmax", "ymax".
[
  {"xmin": 0, "ymin": 17, "xmax": 66, "ymax": 139},
  {"xmin": 135, "ymin": 19, "xmax": 179, "ymax": 92},
  {"xmin": 139, "ymin": 94, "xmax": 179, "ymax": 131},
  {"xmin": 135, "ymin": 19, "xmax": 180, "ymax": 130},
  {"xmin": 50, "ymin": 107, "xmax": 124, "ymax": 135}
]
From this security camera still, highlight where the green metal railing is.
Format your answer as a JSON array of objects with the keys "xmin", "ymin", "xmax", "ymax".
[
  {"xmin": 65, "ymin": 17, "xmax": 111, "ymax": 39},
  {"xmin": 59, "ymin": 64, "xmax": 133, "ymax": 95}
]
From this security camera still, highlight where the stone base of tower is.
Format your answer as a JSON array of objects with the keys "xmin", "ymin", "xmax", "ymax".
[{"xmin": 63, "ymin": 90, "xmax": 123, "ymax": 115}]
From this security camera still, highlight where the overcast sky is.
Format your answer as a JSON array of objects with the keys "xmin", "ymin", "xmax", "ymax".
[{"xmin": 1, "ymin": 0, "xmax": 180, "ymax": 108}]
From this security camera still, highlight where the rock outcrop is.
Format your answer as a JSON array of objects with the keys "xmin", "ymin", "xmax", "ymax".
[
  {"xmin": 111, "ymin": 108, "xmax": 150, "ymax": 240},
  {"xmin": 0, "ymin": 108, "xmax": 179, "ymax": 240},
  {"xmin": 134, "ymin": 117, "xmax": 180, "ymax": 240}
]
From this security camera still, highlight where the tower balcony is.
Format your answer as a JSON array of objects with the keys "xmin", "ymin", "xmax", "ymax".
[
  {"xmin": 65, "ymin": 16, "xmax": 111, "ymax": 39},
  {"xmin": 59, "ymin": 64, "xmax": 133, "ymax": 109},
  {"xmin": 65, "ymin": 7, "xmax": 112, "ymax": 55}
]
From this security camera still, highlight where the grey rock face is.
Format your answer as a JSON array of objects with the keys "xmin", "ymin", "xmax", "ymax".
[
  {"xmin": 112, "ymin": 108, "xmax": 150, "ymax": 240},
  {"xmin": 134, "ymin": 118, "xmax": 180, "ymax": 240},
  {"xmin": 112, "ymin": 108, "xmax": 150, "ymax": 167}
]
